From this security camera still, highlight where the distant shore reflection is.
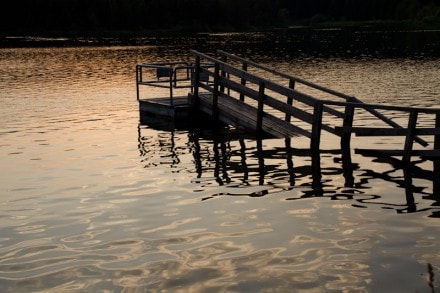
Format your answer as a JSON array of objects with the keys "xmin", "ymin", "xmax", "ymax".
[{"xmin": 137, "ymin": 124, "xmax": 440, "ymax": 217}]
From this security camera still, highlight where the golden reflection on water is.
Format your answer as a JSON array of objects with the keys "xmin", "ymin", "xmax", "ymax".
[{"xmin": 1, "ymin": 43, "xmax": 440, "ymax": 291}]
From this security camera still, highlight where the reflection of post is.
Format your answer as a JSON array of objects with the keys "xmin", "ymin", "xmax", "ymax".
[
  {"xmin": 434, "ymin": 113, "xmax": 440, "ymax": 200},
  {"xmin": 220, "ymin": 142, "xmax": 231, "ymax": 184},
  {"xmin": 137, "ymin": 124, "xmax": 144, "ymax": 156},
  {"xmin": 256, "ymin": 138, "xmax": 265, "ymax": 185},
  {"xmin": 285, "ymin": 137, "xmax": 295, "ymax": 187},
  {"xmin": 403, "ymin": 165, "xmax": 416, "ymax": 213},
  {"xmin": 213, "ymin": 137, "xmax": 230, "ymax": 185},
  {"xmin": 341, "ymin": 104, "xmax": 354, "ymax": 187},
  {"xmin": 213, "ymin": 139, "xmax": 222, "ymax": 185},
  {"xmin": 189, "ymin": 132, "xmax": 202, "ymax": 178},
  {"xmin": 168, "ymin": 131, "xmax": 179, "ymax": 167},
  {"xmin": 239, "ymin": 139, "xmax": 249, "ymax": 183},
  {"xmin": 311, "ymin": 160, "xmax": 323, "ymax": 195},
  {"xmin": 137, "ymin": 124, "xmax": 179, "ymax": 168}
]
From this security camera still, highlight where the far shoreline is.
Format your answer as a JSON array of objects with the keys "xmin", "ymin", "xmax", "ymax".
[{"xmin": 1, "ymin": 20, "xmax": 440, "ymax": 49}]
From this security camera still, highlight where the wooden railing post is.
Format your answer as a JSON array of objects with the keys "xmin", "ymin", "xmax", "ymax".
[
  {"xmin": 239, "ymin": 62, "xmax": 248, "ymax": 102},
  {"xmin": 285, "ymin": 79, "xmax": 296, "ymax": 122},
  {"xmin": 341, "ymin": 104, "xmax": 355, "ymax": 187},
  {"xmin": 256, "ymin": 81, "xmax": 266, "ymax": 136},
  {"xmin": 403, "ymin": 110, "xmax": 418, "ymax": 164},
  {"xmin": 193, "ymin": 56, "xmax": 201, "ymax": 101},
  {"xmin": 341, "ymin": 105, "xmax": 355, "ymax": 149},
  {"xmin": 310, "ymin": 102, "xmax": 323, "ymax": 154},
  {"xmin": 310, "ymin": 102, "xmax": 323, "ymax": 192},
  {"xmin": 220, "ymin": 55, "xmax": 227, "ymax": 93},
  {"xmin": 212, "ymin": 63, "xmax": 220, "ymax": 119}
]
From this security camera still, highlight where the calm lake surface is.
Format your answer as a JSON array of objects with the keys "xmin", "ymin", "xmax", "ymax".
[{"xmin": 1, "ymin": 30, "xmax": 440, "ymax": 292}]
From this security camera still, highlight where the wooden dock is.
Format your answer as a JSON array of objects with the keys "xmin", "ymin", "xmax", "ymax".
[{"xmin": 136, "ymin": 50, "xmax": 440, "ymax": 194}]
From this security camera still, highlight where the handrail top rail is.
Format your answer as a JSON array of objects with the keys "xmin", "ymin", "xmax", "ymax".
[
  {"xmin": 216, "ymin": 50, "xmax": 354, "ymax": 101},
  {"xmin": 194, "ymin": 50, "xmax": 440, "ymax": 113},
  {"xmin": 137, "ymin": 61, "xmax": 192, "ymax": 70},
  {"xmin": 322, "ymin": 99, "xmax": 440, "ymax": 114},
  {"xmin": 138, "ymin": 61, "xmax": 191, "ymax": 66},
  {"xmin": 191, "ymin": 50, "xmax": 321, "ymax": 101}
]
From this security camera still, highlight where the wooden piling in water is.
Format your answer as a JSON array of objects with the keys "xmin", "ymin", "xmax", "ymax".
[{"xmin": 256, "ymin": 81, "xmax": 266, "ymax": 136}]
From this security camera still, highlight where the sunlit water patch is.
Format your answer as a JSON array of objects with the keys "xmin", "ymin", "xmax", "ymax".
[{"xmin": 1, "ymin": 35, "xmax": 440, "ymax": 291}]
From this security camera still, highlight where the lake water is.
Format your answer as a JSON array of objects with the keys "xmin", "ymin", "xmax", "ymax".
[{"xmin": 1, "ymin": 30, "xmax": 440, "ymax": 292}]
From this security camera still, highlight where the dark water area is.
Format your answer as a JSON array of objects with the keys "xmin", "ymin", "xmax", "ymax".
[
  {"xmin": 1, "ymin": 30, "xmax": 440, "ymax": 291},
  {"xmin": 2, "ymin": 27, "xmax": 440, "ymax": 58}
]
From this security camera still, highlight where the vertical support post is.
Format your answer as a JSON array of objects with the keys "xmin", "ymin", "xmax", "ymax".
[
  {"xmin": 169, "ymin": 72, "xmax": 173, "ymax": 107},
  {"xmin": 310, "ymin": 102, "xmax": 323, "ymax": 155},
  {"xmin": 403, "ymin": 110, "xmax": 418, "ymax": 164},
  {"xmin": 220, "ymin": 55, "xmax": 227, "ymax": 94},
  {"xmin": 136, "ymin": 65, "xmax": 140, "ymax": 101},
  {"xmin": 212, "ymin": 63, "xmax": 220, "ymax": 119},
  {"xmin": 434, "ymin": 112, "xmax": 440, "ymax": 199},
  {"xmin": 256, "ymin": 81, "xmax": 266, "ymax": 136},
  {"xmin": 239, "ymin": 62, "xmax": 248, "ymax": 102},
  {"xmin": 310, "ymin": 102, "xmax": 323, "ymax": 193},
  {"xmin": 285, "ymin": 79, "xmax": 295, "ymax": 122},
  {"xmin": 341, "ymin": 104, "xmax": 355, "ymax": 187},
  {"xmin": 193, "ymin": 56, "xmax": 201, "ymax": 101}
]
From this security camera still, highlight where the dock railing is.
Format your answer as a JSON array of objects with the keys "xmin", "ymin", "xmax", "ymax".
[
  {"xmin": 136, "ymin": 61, "xmax": 215, "ymax": 105},
  {"xmin": 136, "ymin": 61, "xmax": 194, "ymax": 104},
  {"xmin": 189, "ymin": 50, "xmax": 440, "ymax": 169}
]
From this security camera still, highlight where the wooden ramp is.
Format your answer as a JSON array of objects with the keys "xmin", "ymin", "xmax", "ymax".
[
  {"xmin": 136, "ymin": 51, "xmax": 440, "ymax": 166},
  {"xmin": 195, "ymin": 92, "xmax": 309, "ymax": 138}
]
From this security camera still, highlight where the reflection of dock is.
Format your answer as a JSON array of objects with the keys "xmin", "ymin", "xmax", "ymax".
[
  {"xmin": 137, "ymin": 126, "xmax": 440, "ymax": 216},
  {"xmin": 136, "ymin": 50, "xmax": 440, "ymax": 197}
]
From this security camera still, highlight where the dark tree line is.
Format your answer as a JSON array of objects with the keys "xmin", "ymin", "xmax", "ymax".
[{"xmin": 1, "ymin": 0, "xmax": 439, "ymax": 33}]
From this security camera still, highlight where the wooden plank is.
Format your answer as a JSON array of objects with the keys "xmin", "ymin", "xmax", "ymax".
[
  {"xmin": 219, "ymin": 77, "xmax": 337, "ymax": 135},
  {"xmin": 197, "ymin": 93, "xmax": 310, "ymax": 138}
]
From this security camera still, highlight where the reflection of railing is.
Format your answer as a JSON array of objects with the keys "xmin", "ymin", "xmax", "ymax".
[{"xmin": 137, "ymin": 125, "xmax": 440, "ymax": 216}]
